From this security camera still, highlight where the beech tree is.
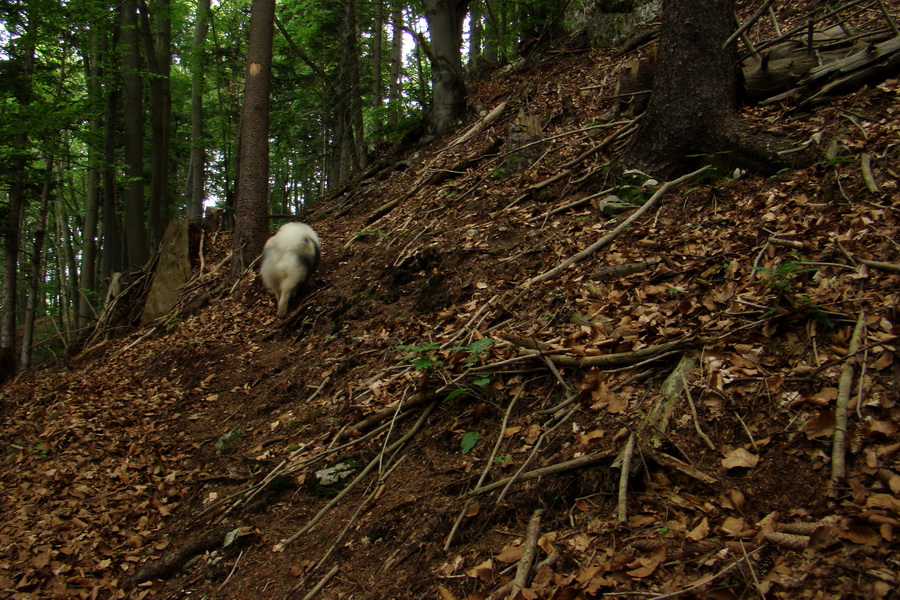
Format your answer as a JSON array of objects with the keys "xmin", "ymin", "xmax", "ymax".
[
  {"xmin": 623, "ymin": 0, "xmax": 780, "ymax": 177},
  {"xmin": 423, "ymin": 0, "xmax": 469, "ymax": 136}
]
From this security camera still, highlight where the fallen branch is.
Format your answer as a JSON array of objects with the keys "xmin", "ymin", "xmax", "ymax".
[
  {"xmin": 643, "ymin": 448, "xmax": 717, "ymax": 485},
  {"xmin": 278, "ymin": 400, "xmax": 438, "ymax": 549},
  {"xmin": 590, "ymin": 257, "xmax": 663, "ymax": 281},
  {"xmin": 508, "ymin": 336, "xmax": 694, "ymax": 370},
  {"xmin": 466, "ymin": 449, "xmax": 616, "ymax": 498},
  {"xmin": 831, "ymin": 310, "xmax": 866, "ymax": 492},
  {"xmin": 526, "ymin": 166, "xmax": 711, "ymax": 286},
  {"xmin": 448, "ymin": 101, "xmax": 508, "ymax": 148},
  {"xmin": 616, "ymin": 432, "xmax": 637, "ymax": 524},
  {"xmin": 860, "ymin": 153, "xmax": 880, "ymax": 192},
  {"xmin": 643, "ymin": 351, "xmax": 699, "ymax": 449},
  {"xmin": 131, "ymin": 526, "xmax": 231, "ymax": 584},
  {"xmin": 837, "ymin": 241, "xmax": 900, "ymax": 273},
  {"xmin": 509, "ymin": 509, "xmax": 545, "ymax": 598},
  {"xmin": 682, "ymin": 374, "xmax": 716, "ymax": 452}
]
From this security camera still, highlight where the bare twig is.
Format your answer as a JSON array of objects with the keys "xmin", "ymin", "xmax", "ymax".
[
  {"xmin": 467, "ymin": 449, "xmax": 616, "ymax": 498},
  {"xmin": 300, "ymin": 565, "xmax": 340, "ymax": 600},
  {"xmin": 860, "ymin": 153, "xmax": 880, "ymax": 192},
  {"xmin": 526, "ymin": 166, "xmax": 711, "ymax": 286},
  {"xmin": 831, "ymin": 311, "xmax": 866, "ymax": 492},
  {"xmin": 682, "ymin": 374, "xmax": 716, "ymax": 452},
  {"xmin": 724, "ymin": 0, "xmax": 777, "ymax": 49},
  {"xmin": 616, "ymin": 432, "xmax": 637, "ymax": 524},
  {"xmin": 837, "ymin": 241, "xmax": 900, "ymax": 273},
  {"xmin": 509, "ymin": 509, "xmax": 545, "ymax": 598}
]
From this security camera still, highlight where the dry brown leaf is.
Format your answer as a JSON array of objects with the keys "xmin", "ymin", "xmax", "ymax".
[{"xmin": 721, "ymin": 448, "xmax": 759, "ymax": 470}]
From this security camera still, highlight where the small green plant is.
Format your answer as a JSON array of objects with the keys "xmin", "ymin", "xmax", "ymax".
[
  {"xmin": 754, "ymin": 259, "xmax": 815, "ymax": 294},
  {"xmin": 491, "ymin": 166, "xmax": 513, "ymax": 179},
  {"xmin": 460, "ymin": 431, "xmax": 480, "ymax": 455},
  {"xmin": 494, "ymin": 454, "xmax": 512, "ymax": 466},
  {"xmin": 397, "ymin": 342, "xmax": 444, "ymax": 371},
  {"xmin": 353, "ymin": 230, "xmax": 390, "ymax": 239},
  {"xmin": 450, "ymin": 338, "xmax": 494, "ymax": 368}
]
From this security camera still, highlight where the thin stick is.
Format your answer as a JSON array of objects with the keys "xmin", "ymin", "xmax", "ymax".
[
  {"xmin": 527, "ymin": 166, "xmax": 710, "ymax": 286},
  {"xmin": 616, "ymin": 432, "xmax": 637, "ymax": 524},
  {"xmin": 682, "ymin": 374, "xmax": 716, "ymax": 452},
  {"xmin": 300, "ymin": 565, "xmax": 340, "ymax": 600},
  {"xmin": 496, "ymin": 409, "xmax": 575, "ymax": 505},
  {"xmin": 831, "ymin": 311, "xmax": 865, "ymax": 492},
  {"xmin": 278, "ymin": 401, "xmax": 438, "ymax": 549},
  {"xmin": 724, "ymin": 0, "xmax": 777, "ymax": 49},
  {"xmin": 509, "ymin": 509, "xmax": 545, "ymax": 598},
  {"xmin": 860, "ymin": 153, "xmax": 880, "ymax": 192},
  {"xmin": 445, "ymin": 387, "xmax": 523, "ymax": 550},
  {"xmin": 467, "ymin": 448, "xmax": 616, "ymax": 498}
]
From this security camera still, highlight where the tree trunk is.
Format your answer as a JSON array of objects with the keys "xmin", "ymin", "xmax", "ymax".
[
  {"xmin": 141, "ymin": 0, "xmax": 173, "ymax": 251},
  {"xmin": 80, "ymin": 32, "xmax": 103, "ymax": 331},
  {"xmin": 371, "ymin": 0, "xmax": 384, "ymax": 128},
  {"xmin": 423, "ymin": 0, "xmax": 469, "ymax": 137},
  {"xmin": 188, "ymin": 0, "xmax": 211, "ymax": 221},
  {"xmin": 232, "ymin": 0, "xmax": 276, "ymax": 274},
  {"xmin": 101, "ymin": 29, "xmax": 123, "ymax": 280},
  {"xmin": 121, "ymin": 0, "xmax": 150, "ymax": 268},
  {"xmin": 387, "ymin": 1, "xmax": 404, "ymax": 125},
  {"xmin": 0, "ymin": 21, "xmax": 35, "ymax": 383},
  {"xmin": 21, "ymin": 162, "xmax": 52, "ymax": 370},
  {"xmin": 622, "ymin": 0, "xmax": 781, "ymax": 176}
]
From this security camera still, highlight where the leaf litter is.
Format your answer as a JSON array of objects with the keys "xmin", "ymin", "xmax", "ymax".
[{"xmin": 2, "ymin": 5, "xmax": 900, "ymax": 599}]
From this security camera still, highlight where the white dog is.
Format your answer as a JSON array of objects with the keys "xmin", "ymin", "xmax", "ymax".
[{"xmin": 260, "ymin": 222, "xmax": 320, "ymax": 317}]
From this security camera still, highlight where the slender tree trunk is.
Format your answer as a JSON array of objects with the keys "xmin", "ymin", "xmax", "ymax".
[
  {"xmin": 232, "ymin": 0, "xmax": 276, "ymax": 273},
  {"xmin": 101, "ymin": 43, "xmax": 123, "ymax": 281},
  {"xmin": 387, "ymin": 1, "xmax": 403, "ymax": 124},
  {"xmin": 21, "ymin": 162, "xmax": 52, "ymax": 370},
  {"xmin": 371, "ymin": 0, "xmax": 384, "ymax": 130},
  {"xmin": 0, "ymin": 21, "xmax": 36, "ymax": 383},
  {"xmin": 423, "ymin": 0, "xmax": 469, "ymax": 137},
  {"xmin": 189, "ymin": 0, "xmax": 211, "ymax": 221},
  {"xmin": 121, "ymin": 0, "xmax": 150, "ymax": 268},
  {"xmin": 80, "ymin": 33, "xmax": 103, "ymax": 331}
]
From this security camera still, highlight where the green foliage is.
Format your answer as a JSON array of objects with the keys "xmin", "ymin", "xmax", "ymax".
[
  {"xmin": 397, "ymin": 342, "xmax": 444, "ymax": 371},
  {"xmin": 460, "ymin": 431, "xmax": 480, "ymax": 455}
]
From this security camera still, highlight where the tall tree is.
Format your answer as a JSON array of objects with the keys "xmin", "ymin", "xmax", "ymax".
[
  {"xmin": 423, "ymin": 0, "xmax": 469, "ymax": 137},
  {"xmin": 0, "ymin": 9, "xmax": 36, "ymax": 383},
  {"xmin": 141, "ymin": 0, "xmax": 173, "ymax": 250},
  {"xmin": 232, "ymin": 0, "xmax": 276, "ymax": 273},
  {"xmin": 121, "ymin": 0, "xmax": 150, "ymax": 267},
  {"xmin": 188, "ymin": 0, "xmax": 212, "ymax": 221},
  {"xmin": 622, "ymin": 0, "xmax": 780, "ymax": 176}
]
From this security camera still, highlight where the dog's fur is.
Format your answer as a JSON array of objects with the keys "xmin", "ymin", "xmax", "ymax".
[{"xmin": 260, "ymin": 222, "xmax": 320, "ymax": 317}]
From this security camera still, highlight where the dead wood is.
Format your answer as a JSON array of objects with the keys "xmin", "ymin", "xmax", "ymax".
[
  {"xmin": 448, "ymin": 101, "xmax": 509, "ymax": 149},
  {"xmin": 831, "ymin": 311, "xmax": 866, "ymax": 492},
  {"xmin": 643, "ymin": 448, "xmax": 717, "ymax": 485},
  {"xmin": 860, "ymin": 152, "xmax": 880, "ymax": 192},
  {"xmin": 427, "ymin": 137, "xmax": 503, "ymax": 185},
  {"xmin": 278, "ymin": 400, "xmax": 438, "ymax": 550},
  {"xmin": 507, "ymin": 336, "xmax": 694, "ymax": 370},
  {"xmin": 616, "ymin": 432, "xmax": 637, "ymax": 524},
  {"xmin": 590, "ymin": 257, "xmax": 663, "ymax": 281},
  {"xmin": 131, "ymin": 526, "xmax": 231, "ymax": 584},
  {"xmin": 526, "ymin": 165, "xmax": 711, "ymax": 286},
  {"xmin": 466, "ymin": 449, "xmax": 616, "ymax": 498},
  {"xmin": 642, "ymin": 351, "xmax": 699, "ymax": 449},
  {"xmin": 837, "ymin": 241, "xmax": 900, "ymax": 273},
  {"xmin": 510, "ymin": 509, "xmax": 545, "ymax": 598}
]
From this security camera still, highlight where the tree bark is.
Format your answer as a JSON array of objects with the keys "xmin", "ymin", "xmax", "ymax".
[
  {"xmin": 423, "ymin": 0, "xmax": 469, "ymax": 137},
  {"xmin": 21, "ymin": 161, "xmax": 52, "ymax": 370},
  {"xmin": 79, "ymin": 34, "xmax": 102, "ymax": 331},
  {"xmin": 101, "ymin": 26, "xmax": 123, "ymax": 280},
  {"xmin": 232, "ymin": 0, "xmax": 276, "ymax": 274},
  {"xmin": 622, "ymin": 0, "xmax": 781, "ymax": 177},
  {"xmin": 188, "ymin": 0, "xmax": 211, "ymax": 221},
  {"xmin": 140, "ymin": 0, "xmax": 173, "ymax": 251},
  {"xmin": 121, "ymin": 0, "xmax": 150, "ymax": 268},
  {"xmin": 0, "ymin": 18, "xmax": 35, "ymax": 383},
  {"xmin": 387, "ymin": 1, "xmax": 404, "ymax": 125}
]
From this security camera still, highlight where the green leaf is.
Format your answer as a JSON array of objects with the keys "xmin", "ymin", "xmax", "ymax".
[{"xmin": 460, "ymin": 431, "xmax": 480, "ymax": 455}]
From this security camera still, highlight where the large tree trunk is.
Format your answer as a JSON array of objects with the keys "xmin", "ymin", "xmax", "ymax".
[
  {"xmin": 121, "ymin": 0, "xmax": 150, "ymax": 268},
  {"xmin": 623, "ymin": 0, "xmax": 780, "ymax": 177},
  {"xmin": 423, "ymin": 0, "xmax": 469, "ymax": 137},
  {"xmin": 101, "ymin": 29, "xmax": 123, "ymax": 280},
  {"xmin": 232, "ymin": 0, "xmax": 276, "ymax": 274},
  {"xmin": 0, "ymin": 21, "xmax": 35, "ymax": 383},
  {"xmin": 141, "ymin": 0, "xmax": 173, "ymax": 251},
  {"xmin": 188, "ymin": 0, "xmax": 211, "ymax": 221}
]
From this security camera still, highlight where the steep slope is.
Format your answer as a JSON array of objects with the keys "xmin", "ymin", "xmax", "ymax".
[{"xmin": 2, "ymin": 23, "xmax": 900, "ymax": 600}]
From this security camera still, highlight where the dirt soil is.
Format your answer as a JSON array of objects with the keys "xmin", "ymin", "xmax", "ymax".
[{"xmin": 2, "ymin": 6, "xmax": 900, "ymax": 600}]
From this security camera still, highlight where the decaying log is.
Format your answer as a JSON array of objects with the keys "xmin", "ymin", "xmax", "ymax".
[{"xmin": 831, "ymin": 311, "xmax": 866, "ymax": 492}]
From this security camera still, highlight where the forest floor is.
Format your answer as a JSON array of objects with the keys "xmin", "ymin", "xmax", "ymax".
[{"xmin": 2, "ymin": 6, "xmax": 900, "ymax": 600}]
